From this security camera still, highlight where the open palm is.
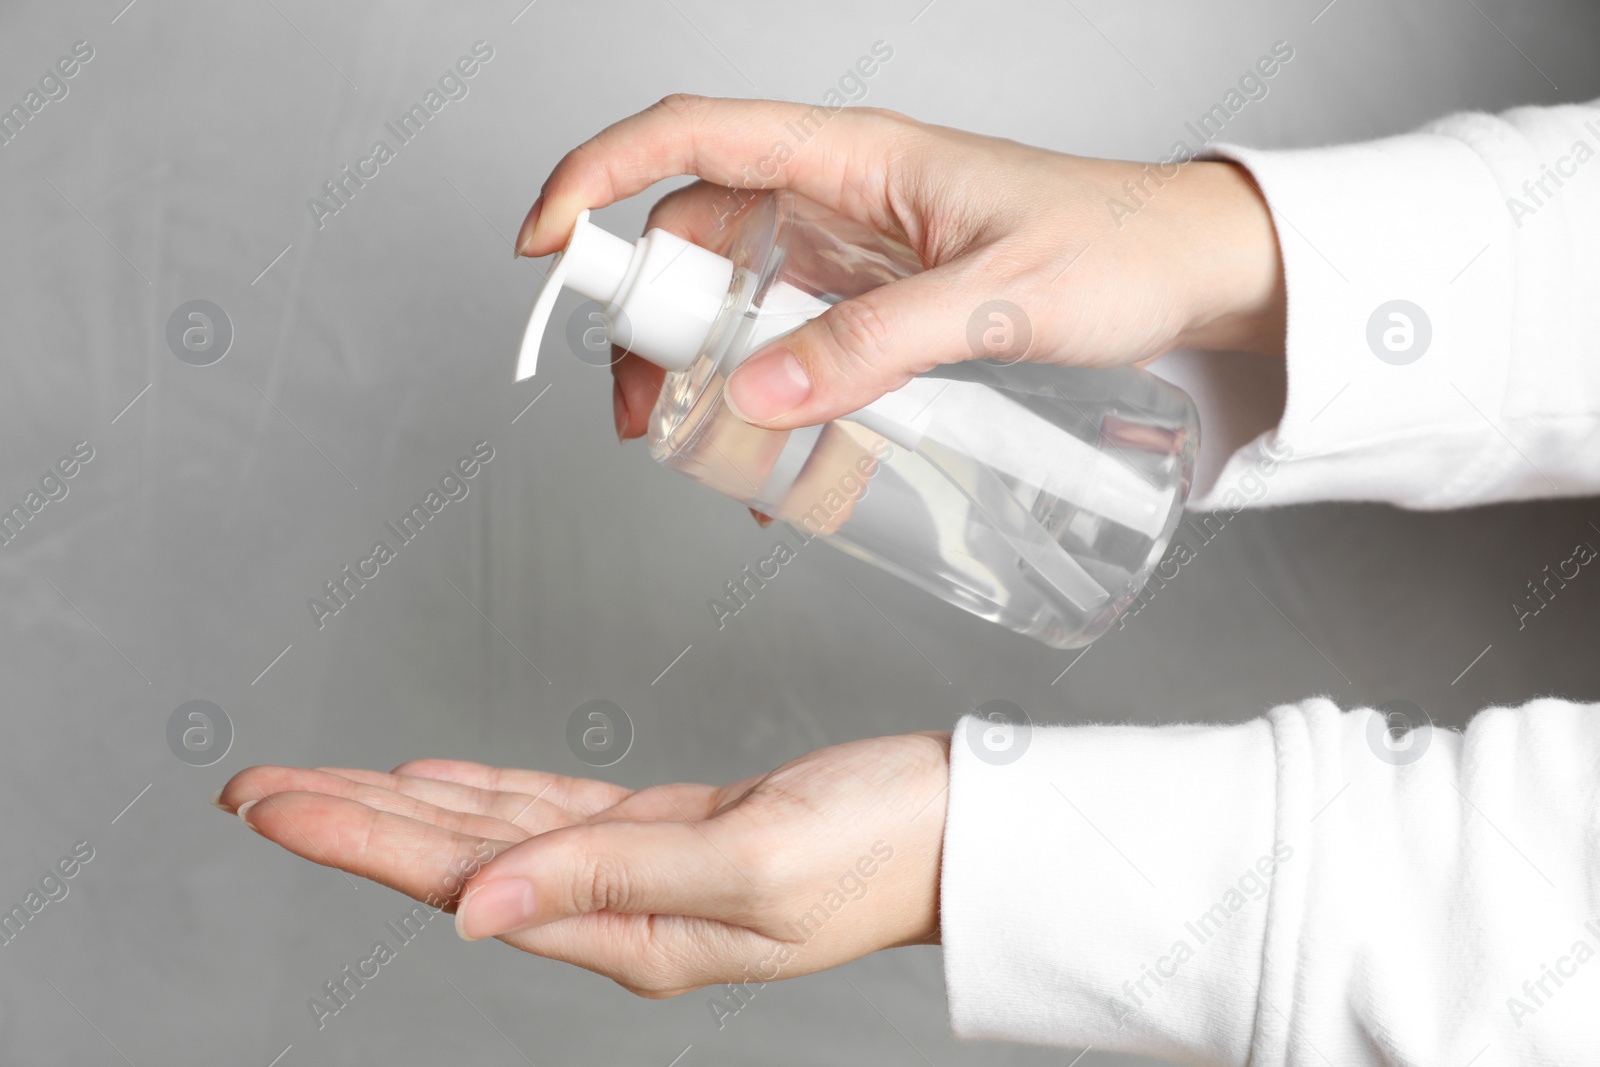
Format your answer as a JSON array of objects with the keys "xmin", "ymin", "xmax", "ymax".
[{"xmin": 217, "ymin": 732, "xmax": 948, "ymax": 997}]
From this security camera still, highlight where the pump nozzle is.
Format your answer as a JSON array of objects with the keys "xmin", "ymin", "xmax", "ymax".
[{"xmin": 514, "ymin": 210, "xmax": 735, "ymax": 381}]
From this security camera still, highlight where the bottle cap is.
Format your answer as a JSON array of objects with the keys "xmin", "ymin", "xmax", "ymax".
[{"xmin": 514, "ymin": 210, "xmax": 735, "ymax": 381}]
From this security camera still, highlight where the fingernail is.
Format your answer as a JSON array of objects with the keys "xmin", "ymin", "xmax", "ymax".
[
  {"xmin": 235, "ymin": 799, "xmax": 260, "ymax": 829},
  {"xmin": 612, "ymin": 378, "xmax": 629, "ymax": 442},
  {"xmin": 456, "ymin": 880, "xmax": 536, "ymax": 941},
  {"xmin": 749, "ymin": 508, "xmax": 773, "ymax": 528},
  {"xmin": 210, "ymin": 789, "xmax": 231, "ymax": 813},
  {"xmin": 725, "ymin": 347, "xmax": 810, "ymax": 424},
  {"xmin": 515, "ymin": 196, "xmax": 544, "ymax": 258}
]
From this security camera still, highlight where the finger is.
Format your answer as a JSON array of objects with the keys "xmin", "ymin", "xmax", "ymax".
[
  {"xmin": 644, "ymin": 178, "xmax": 746, "ymax": 251},
  {"xmin": 770, "ymin": 422, "xmax": 875, "ymax": 534},
  {"xmin": 517, "ymin": 96, "xmax": 918, "ymax": 257},
  {"xmin": 723, "ymin": 263, "xmax": 992, "ymax": 429},
  {"xmin": 455, "ymin": 817, "xmax": 760, "ymax": 941},
  {"xmin": 220, "ymin": 766, "xmax": 542, "ymax": 843},
  {"xmin": 311, "ymin": 769, "xmax": 715, "ymax": 829},
  {"xmin": 390, "ymin": 759, "xmax": 632, "ymax": 818},
  {"xmin": 313, "ymin": 767, "xmax": 575, "ymax": 835},
  {"xmin": 612, "ymin": 351, "xmax": 662, "ymax": 441},
  {"xmin": 237, "ymin": 790, "xmax": 509, "ymax": 908}
]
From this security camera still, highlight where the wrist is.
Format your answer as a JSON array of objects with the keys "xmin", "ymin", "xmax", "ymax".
[
  {"xmin": 885, "ymin": 731, "xmax": 950, "ymax": 949},
  {"xmin": 1169, "ymin": 160, "xmax": 1286, "ymax": 357}
]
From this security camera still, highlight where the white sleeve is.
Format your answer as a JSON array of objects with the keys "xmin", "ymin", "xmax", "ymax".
[
  {"xmin": 940, "ymin": 700, "xmax": 1600, "ymax": 1065},
  {"xmin": 1152, "ymin": 98, "xmax": 1600, "ymax": 511}
]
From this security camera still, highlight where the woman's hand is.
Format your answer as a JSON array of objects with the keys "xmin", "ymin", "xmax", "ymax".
[
  {"xmin": 216, "ymin": 732, "xmax": 949, "ymax": 997},
  {"xmin": 516, "ymin": 95, "xmax": 1286, "ymax": 436}
]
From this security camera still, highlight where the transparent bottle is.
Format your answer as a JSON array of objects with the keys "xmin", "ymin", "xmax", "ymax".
[{"xmin": 515, "ymin": 190, "xmax": 1199, "ymax": 648}]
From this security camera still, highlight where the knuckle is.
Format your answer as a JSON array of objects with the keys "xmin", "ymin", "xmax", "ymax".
[
  {"xmin": 572, "ymin": 847, "xmax": 632, "ymax": 914},
  {"xmin": 732, "ymin": 838, "xmax": 784, "ymax": 891},
  {"xmin": 820, "ymin": 298, "xmax": 896, "ymax": 369},
  {"xmin": 389, "ymin": 758, "xmax": 433, "ymax": 777},
  {"xmin": 859, "ymin": 105, "xmax": 919, "ymax": 129},
  {"xmin": 652, "ymin": 93, "xmax": 708, "ymax": 122},
  {"xmin": 853, "ymin": 107, "xmax": 930, "ymax": 166},
  {"xmin": 720, "ymin": 837, "xmax": 790, "ymax": 924}
]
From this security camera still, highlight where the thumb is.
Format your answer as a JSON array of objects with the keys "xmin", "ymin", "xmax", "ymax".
[
  {"xmin": 725, "ymin": 265, "xmax": 1012, "ymax": 430},
  {"xmin": 454, "ymin": 817, "xmax": 759, "ymax": 941}
]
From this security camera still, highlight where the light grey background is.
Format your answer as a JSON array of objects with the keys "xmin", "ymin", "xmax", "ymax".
[{"xmin": 2, "ymin": 1, "xmax": 1598, "ymax": 1065}]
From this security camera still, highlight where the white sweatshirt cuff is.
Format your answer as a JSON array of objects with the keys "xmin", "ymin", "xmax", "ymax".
[
  {"xmin": 1167, "ymin": 106, "xmax": 1600, "ymax": 512},
  {"xmin": 941, "ymin": 714, "xmax": 1282, "ymax": 1062},
  {"xmin": 1193, "ymin": 131, "xmax": 1513, "ymax": 510}
]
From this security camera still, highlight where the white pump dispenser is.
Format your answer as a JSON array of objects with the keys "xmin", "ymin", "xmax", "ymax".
[
  {"xmin": 516, "ymin": 213, "xmax": 1170, "ymax": 534},
  {"xmin": 508, "ymin": 211, "xmax": 1203, "ymax": 633},
  {"xmin": 515, "ymin": 209, "xmax": 735, "ymax": 381}
]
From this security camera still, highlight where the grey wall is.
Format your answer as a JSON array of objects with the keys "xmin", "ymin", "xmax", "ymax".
[{"xmin": 2, "ymin": 1, "xmax": 1598, "ymax": 1065}]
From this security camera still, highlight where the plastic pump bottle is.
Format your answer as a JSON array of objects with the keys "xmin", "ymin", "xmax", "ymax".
[{"xmin": 516, "ymin": 191, "xmax": 1199, "ymax": 649}]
